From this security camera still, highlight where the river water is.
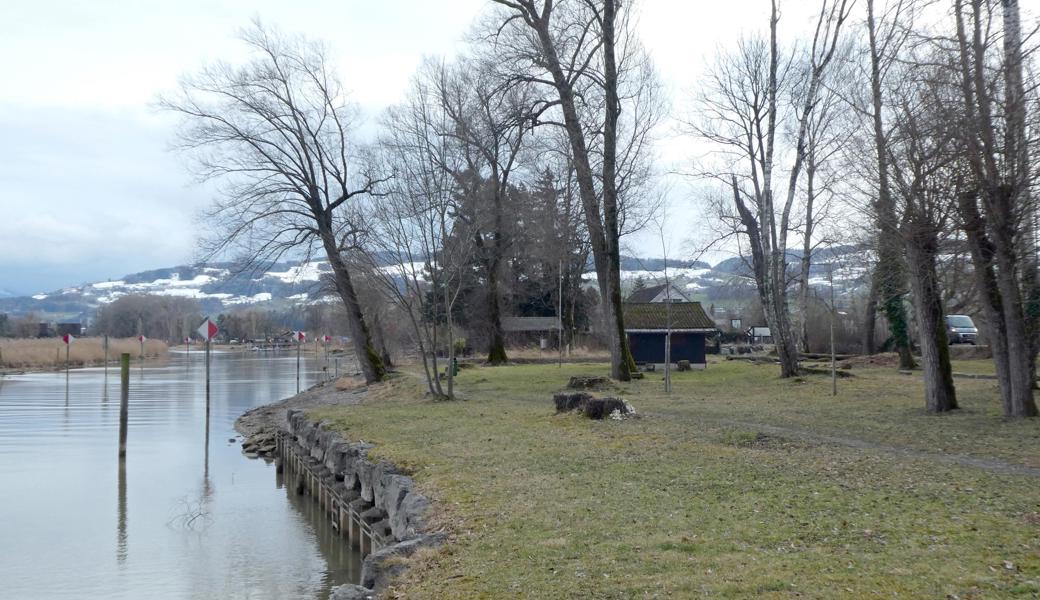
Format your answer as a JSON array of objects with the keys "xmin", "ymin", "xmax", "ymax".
[{"xmin": 0, "ymin": 350, "xmax": 361, "ymax": 599}]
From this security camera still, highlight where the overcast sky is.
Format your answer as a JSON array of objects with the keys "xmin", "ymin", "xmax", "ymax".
[{"xmin": 1, "ymin": 0, "xmax": 819, "ymax": 295}]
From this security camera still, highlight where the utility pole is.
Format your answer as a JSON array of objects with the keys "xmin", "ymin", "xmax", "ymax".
[
  {"xmin": 829, "ymin": 262, "xmax": 837, "ymax": 396},
  {"xmin": 558, "ymin": 260, "xmax": 564, "ymax": 369}
]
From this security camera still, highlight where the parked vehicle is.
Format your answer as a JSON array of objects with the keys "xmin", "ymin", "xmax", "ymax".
[{"xmin": 945, "ymin": 314, "xmax": 978, "ymax": 344}]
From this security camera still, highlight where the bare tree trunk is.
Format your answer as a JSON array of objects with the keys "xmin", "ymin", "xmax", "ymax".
[
  {"xmin": 444, "ymin": 282, "xmax": 455, "ymax": 399},
  {"xmin": 769, "ymin": 273, "xmax": 801, "ymax": 378},
  {"xmin": 958, "ymin": 190, "xmax": 1014, "ymax": 410},
  {"xmin": 731, "ymin": 176, "xmax": 799, "ymax": 377},
  {"xmin": 798, "ymin": 163, "xmax": 817, "ymax": 354},
  {"xmin": 430, "ymin": 305, "xmax": 444, "ymax": 398},
  {"xmin": 370, "ymin": 311, "xmax": 393, "ymax": 369},
  {"xmin": 406, "ymin": 306, "xmax": 439, "ymax": 398},
  {"xmin": 904, "ymin": 225, "xmax": 957, "ymax": 412},
  {"xmin": 862, "ymin": 270, "xmax": 879, "ymax": 354},
  {"xmin": 1004, "ymin": 0, "xmax": 1040, "ymax": 392},
  {"xmin": 497, "ymin": 0, "xmax": 633, "ymax": 380},
  {"xmin": 485, "ymin": 252, "xmax": 508, "ymax": 365},
  {"xmin": 867, "ymin": 0, "xmax": 915, "ymax": 370},
  {"xmin": 321, "ymin": 233, "xmax": 385, "ymax": 384},
  {"xmin": 601, "ymin": 0, "xmax": 635, "ymax": 379},
  {"xmin": 954, "ymin": 0, "xmax": 1037, "ymax": 416},
  {"xmin": 798, "ymin": 260, "xmax": 811, "ymax": 354},
  {"xmin": 1003, "ymin": 0, "xmax": 1040, "ymax": 404}
]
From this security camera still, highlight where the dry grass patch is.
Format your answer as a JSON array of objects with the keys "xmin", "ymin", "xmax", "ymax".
[
  {"xmin": 0, "ymin": 337, "xmax": 167, "ymax": 369},
  {"xmin": 311, "ymin": 359, "xmax": 1040, "ymax": 599},
  {"xmin": 334, "ymin": 375, "xmax": 368, "ymax": 391}
]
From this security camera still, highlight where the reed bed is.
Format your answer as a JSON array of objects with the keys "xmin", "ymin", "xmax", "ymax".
[{"xmin": 0, "ymin": 337, "xmax": 168, "ymax": 369}]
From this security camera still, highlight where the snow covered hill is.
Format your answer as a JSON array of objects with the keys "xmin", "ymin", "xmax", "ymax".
[
  {"xmin": 0, "ymin": 247, "xmax": 871, "ymax": 322},
  {"xmin": 0, "ymin": 260, "xmax": 337, "ymax": 321}
]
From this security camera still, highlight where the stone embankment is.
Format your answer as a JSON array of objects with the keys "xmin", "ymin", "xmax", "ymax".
[{"xmin": 280, "ymin": 409, "xmax": 443, "ymax": 598}]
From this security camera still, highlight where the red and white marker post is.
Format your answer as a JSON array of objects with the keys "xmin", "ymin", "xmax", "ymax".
[
  {"xmin": 323, "ymin": 335, "xmax": 332, "ymax": 381},
  {"xmin": 62, "ymin": 333, "xmax": 74, "ymax": 388},
  {"xmin": 137, "ymin": 334, "xmax": 147, "ymax": 363},
  {"xmin": 294, "ymin": 331, "xmax": 306, "ymax": 393},
  {"xmin": 197, "ymin": 318, "xmax": 219, "ymax": 413}
]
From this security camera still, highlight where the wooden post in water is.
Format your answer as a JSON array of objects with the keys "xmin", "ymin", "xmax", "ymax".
[
  {"xmin": 296, "ymin": 336, "xmax": 301, "ymax": 394},
  {"xmin": 103, "ymin": 334, "xmax": 109, "ymax": 376},
  {"xmin": 119, "ymin": 353, "xmax": 130, "ymax": 457},
  {"xmin": 205, "ymin": 338, "xmax": 211, "ymax": 419}
]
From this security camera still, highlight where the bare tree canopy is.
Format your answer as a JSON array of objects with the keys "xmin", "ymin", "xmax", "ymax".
[
  {"xmin": 485, "ymin": 0, "xmax": 664, "ymax": 381},
  {"xmin": 687, "ymin": 0, "xmax": 854, "ymax": 378},
  {"xmin": 161, "ymin": 22, "xmax": 388, "ymax": 383}
]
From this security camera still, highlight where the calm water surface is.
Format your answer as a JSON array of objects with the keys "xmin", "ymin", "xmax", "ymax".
[{"xmin": 0, "ymin": 351, "xmax": 360, "ymax": 599}]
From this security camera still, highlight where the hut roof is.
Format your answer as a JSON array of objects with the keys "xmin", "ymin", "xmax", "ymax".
[{"xmin": 622, "ymin": 302, "xmax": 716, "ymax": 331}]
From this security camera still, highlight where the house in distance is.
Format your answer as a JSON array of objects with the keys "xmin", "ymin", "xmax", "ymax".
[
  {"xmin": 622, "ymin": 302, "xmax": 716, "ymax": 369},
  {"xmin": 626, "ymin": 282, "xmax": 691, "ymax": 303}
]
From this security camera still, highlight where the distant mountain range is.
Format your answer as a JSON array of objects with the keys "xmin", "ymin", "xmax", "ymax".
[{"xmin": 0, "ymin": 247, "xmax": 869, "ymax": 322}]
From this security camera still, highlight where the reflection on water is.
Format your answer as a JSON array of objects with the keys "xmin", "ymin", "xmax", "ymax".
[
  {"xmin": 0, "ymin": 351, "xmax": 361, "ymax": 599},
  {"xmin": 118, "ymin": 457, "xmax": 128, "ymax": 566}
]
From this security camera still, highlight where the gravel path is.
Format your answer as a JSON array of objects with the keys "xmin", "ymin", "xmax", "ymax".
[{"xmin": 235, "ymin": 380, "xmax": 365, "ymax": 439}]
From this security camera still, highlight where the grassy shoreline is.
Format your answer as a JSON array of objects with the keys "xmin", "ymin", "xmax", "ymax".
[{"xmin": 311, "ymin": 359, "xmax": 1040, "ymax": 598}]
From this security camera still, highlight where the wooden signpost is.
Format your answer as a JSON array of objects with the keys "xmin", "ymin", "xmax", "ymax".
[
  {"xmin": 294, "ymin": 331, "xmax": 306, "ymax": 393},
  {"xmin": 323, "ymin": 335, "xmax": 331, "ymax": 381},
  {"xmin": 197, "ymin": 317, "xmax": 219, "ymax": 417},
  {"xmin": 62, "ymin": 333, "xmax": 73, "ymax": 396},
  {"xmin": 119, "ymin": 353, "xmax": 129, "ymax": 458}
]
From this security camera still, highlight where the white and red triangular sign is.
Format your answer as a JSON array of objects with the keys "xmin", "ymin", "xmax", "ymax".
[
  {"xmin": 294, "ymin": 331, "xmax": 306, "ymax": 342},
  {"xmin": 323, "ymin": 335, "xmax": 331, "ymax": 342},
  {"xmin": 197, "ymin": 318, "xmax": 219, "ymax": 341},
  {"xmin": 62, "ymin": 334, "xmax": 74, "ymax": 345},
  {"xmin": 138, "ymin": 334, "xmax": 147, "ymax": 343}
]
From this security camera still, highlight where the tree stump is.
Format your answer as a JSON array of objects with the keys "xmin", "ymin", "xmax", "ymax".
[
  {"xmin": 553, "ymin": 392, "xmax": 594, "ymax": 413},
  {"xmin": 582, "ymin": 397, "xmax": 630, "ymax": 420},
  {"xmin": 567, "ymin": 375, "xmax": 611, "ymax": 390}
]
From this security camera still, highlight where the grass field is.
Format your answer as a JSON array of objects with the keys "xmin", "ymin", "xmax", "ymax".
[
  {"xmin": 311, "ymin": 358, "xmax": 1040, "ymax": 599},
  {"xmin": 0, "ymin": 337, "xmax": 167, "ymax": 369}
]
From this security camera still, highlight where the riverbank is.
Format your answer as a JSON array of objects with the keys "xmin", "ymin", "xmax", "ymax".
[
  {"xmin": 301, "ymin": 358, "xmax": 1040, "ymax": 598},
  {"xmin": 234, "ymin": 376, "xmax": 366, "ymax": 452},
  {"xmin": 237, "ymin": 375, "xmax": 440, "ymax": 599}
]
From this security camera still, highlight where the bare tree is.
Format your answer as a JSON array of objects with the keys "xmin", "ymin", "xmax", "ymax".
[
  {"xmin": 951, "ymin": 0, "xmax": 1038, "ymax": 417},
  {"xmin": 367, "ymin": 67, "xmax": 473, "ymax": 399},
  {"xmin": 434, "ymin": 58, "xmax": 534, "ymax": 365},
  {"xmin": 486, "ymin": 0, "xmax": 661, "ymax": 381},
  {"xmin": 864, "ymin": 0, "xmax": 917, "ymax": 369},
  {"xmin": 161, "ymin": 22, "xmax": 387, "ymax": 383},
  {"xmin": 794, "ymin": 45, "xmax": 850, "ymax": 354},
  {"xmin": 885, "ymin": 56, "xmax": 959, "ymax": 412},
  {"xmin": 690, "ymin": 0, "xmax": 853, "ymax": 377}
]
